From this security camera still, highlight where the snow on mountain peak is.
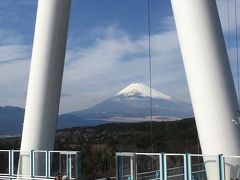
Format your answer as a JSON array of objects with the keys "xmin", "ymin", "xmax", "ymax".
[{"xmin": 114, "ymin": 83, "xmax": 173, "ymax": 100}]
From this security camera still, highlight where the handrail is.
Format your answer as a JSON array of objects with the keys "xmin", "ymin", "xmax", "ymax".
[
  {"xmin": 120, "ymin": 152, "xmax": 240, "ymax": 157},
  {"xmin": 115, "ymin": 152, "xmax": 216, "ymax": 180},
  {"xmin": 0, "ymin": 150, "xmax": 81, "ymax": 180}
]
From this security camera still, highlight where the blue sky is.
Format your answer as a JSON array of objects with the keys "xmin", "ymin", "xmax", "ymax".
[{"xmin": 0, "ymin": 0, "xmax": 239, "ymax": 113}]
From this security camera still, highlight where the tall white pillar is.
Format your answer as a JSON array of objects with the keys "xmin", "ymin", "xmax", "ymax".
[
  {"xmin": 171, "ymin": 0, "xmax": 240, "ymax": 179},
  {"xmin": 19, "ymin": 0, "xmax": 71, "ymax": 176}
]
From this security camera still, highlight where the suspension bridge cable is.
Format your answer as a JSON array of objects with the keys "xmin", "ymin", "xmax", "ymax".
[
  {"xmin": 234, "ymin": 0, "xmax": 240, "ymax": 106},
  {"xmin": 147, "ymin": 0, "xmax": 154, "ymax": 153},
  {"xmin": 227, "ymin": 0, "xmax": 231, "ymax": 63}
]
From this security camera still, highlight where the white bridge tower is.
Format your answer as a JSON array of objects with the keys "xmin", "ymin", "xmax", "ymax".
[
  {"xmin": 19, "ymin": 0, "xmax": 71, "ymax": 175},
  {"xmin": 171, "ymin": 0, "xmax": 240, "ymax": 179}
]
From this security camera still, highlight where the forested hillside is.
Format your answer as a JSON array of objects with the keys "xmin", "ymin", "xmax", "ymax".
[{"xmin": 0, "ymin": 118, "xmax": 200, "ymax": 179}]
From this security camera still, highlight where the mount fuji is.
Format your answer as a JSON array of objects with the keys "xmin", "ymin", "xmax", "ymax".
[
  {"xmin": 0, "ymin": 83, "xmax": 193, "ymax": 135},
  {"xmin": 71, "ymin": 83, "xmax": 193, "ymax": 121}
]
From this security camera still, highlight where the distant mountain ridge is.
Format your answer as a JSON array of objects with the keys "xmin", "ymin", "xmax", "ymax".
[
  {"xmin": 0, "ymin": 106, "xmax": 107, "ymax": 136},
  {"xmin": 0, "ymin": 106, "xmax": 24, "ymax": 135},
  {"xmin": 71, "ymin": 83, "xmax": 193, "ymax": 119},
  {"xmin": 0, "ymin": 83, "xmax": 193, "ymax": 135}
]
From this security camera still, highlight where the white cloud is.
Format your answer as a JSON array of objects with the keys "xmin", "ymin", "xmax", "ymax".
[
  {"xmin": 59, "ymin": 0, "xmax": 240, "ymax": 113},
  {"xmin": 0, "ymin": 59, "xmax": 30, "ymax": 107},
  {"xmin": 59, "ymin": 22, "xmax": 190, "ymax": 113},
  {"xmin": 0, "ymin": 0, "xmax": 238, "ymax": 115},
  {"xmin": 0, "ymin": 45, "xmax": 31, "ymax": 63},
  {"xmin": 0, "ymin": 32, "xmax": 31, "ymax": 107}
]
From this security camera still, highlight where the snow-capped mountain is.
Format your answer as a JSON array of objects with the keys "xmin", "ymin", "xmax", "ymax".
[
  {"xmin": 71, "ymin": 83, "xmax": 193, "ymax": 120},
  {"xmin": 114, "ymin": 83, "xmax": 173, "ymax": 100}
]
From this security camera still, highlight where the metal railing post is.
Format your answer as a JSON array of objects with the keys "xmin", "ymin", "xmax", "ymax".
[
  {"xmin": 46, "ymin": 151, "xmax": 50, "ymax": 178},
  {"xmin": 218, "ymin": 154, "xmax": 224, "ymax": 180},
  {"xmin": 116, "ymin": 154, "xmax": 123, "ymax": 180},
  {"xmin": 158, "ymin": 154, "xmax": 161, "ymax": 179},
  {"xmin": 76, "ymin": 151, "xmax": 82, "ymax": 180},
  {"xmin": 184, "ymin": 153, "xmax": 192, "ymax": 180},
  {"xmin": 66, "ymin": 151, "xmax": 70, "ymax": 178},
  {"xmin": 30, "ymin": 150, "xmax": 34, "ymax": 178},
  {"xmin": 9, "ymin": 150, "xmax": 13, "ymax": 180},
  {"xmin": 116, "ymin": 154, "xmax": 119, "ymax": 180},
  {"xmin": 161, "ymin": 153, "xmax": 167, "ymax": 180},
  {"xmin": 69, "ymin": 152, "xmax": 72, "ymax": 179},
  {"xmin": 130, "ymin": 154, "xmax": 137, "ymax": 180}
]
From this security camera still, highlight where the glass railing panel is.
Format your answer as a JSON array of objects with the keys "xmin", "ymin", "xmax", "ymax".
[
  {"xmin": 49, "ymin": 151, "xmax": 61, "ymax": 178},
  {"xmin": 12, "ymin": 150, "xmax": 20, "ymax": 175},
  {"xmin": 33, "ymin": 151, "xmax": 47, "ymax": 177},
  {"xmin": 166, "ymin": 154, "xmax": 185, "ymax": 180},
  {"xmin": 223, "ymin": 156, "xmax": 240, "ymax": 180},
  {"xmin": 136, "ymin": 154, "xmax": 160, "ymax": 180},
  {"xmin": 190, "ymin": 155, "xmax": 207, "ymax": 180},
  {"xmin": 116, "ymin": 153, "xmax": 135, "ymax": 180},
  {"xmin": 0, "ymin": 150, "xmax": 10, "ymax": 175}
]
